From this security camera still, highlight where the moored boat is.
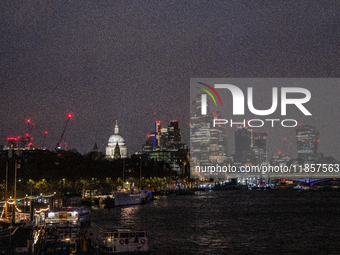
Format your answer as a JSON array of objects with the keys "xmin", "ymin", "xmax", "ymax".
[
  {"xmin": 114, "ymin": 191, "xmax": 152, "ymax": 206},
  {"xmin": 45, "ymin": 207, "xmax": 90, "ymax": 227},
  {"xmin": 45, "ymin": 223, "xmax": 80, "ymax": 254},
  {"xmin": 94, "ymin": 227, "xmax": 149, "ymax": 254}
]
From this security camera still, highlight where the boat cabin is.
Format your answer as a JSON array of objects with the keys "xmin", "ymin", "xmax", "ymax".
[{"xmin": 97, "ymin": 227, "xmax": 148, "ymax": 253}]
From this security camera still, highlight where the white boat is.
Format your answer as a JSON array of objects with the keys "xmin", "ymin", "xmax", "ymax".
[
  {"xmin": 114, "ymin": 190, "xmax": 152, "ymax": 206},
  {"xmin": 95, "ymin": 227, "xmax": 149, "ymax": 254},
  {"xmin": 45, "ymin": 207, "xmax": 90, "ymax": 226}
]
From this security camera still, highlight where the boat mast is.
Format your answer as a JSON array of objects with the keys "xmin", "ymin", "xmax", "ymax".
[
  {"xmin": 140, "ymin": 159, "xmax": 142, "ymax": 189},
  {"xmin": 4, "ymin": 161, "xmax": 8, "ymax": 219},
  {"xmin": 13, "ymin": 159, "xmax": 17, "ymax": 223}
]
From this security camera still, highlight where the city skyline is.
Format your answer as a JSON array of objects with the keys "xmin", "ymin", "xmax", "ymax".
[{"xmin": 1, "ymin": 86, "xmax": 339, "ymax": 164}]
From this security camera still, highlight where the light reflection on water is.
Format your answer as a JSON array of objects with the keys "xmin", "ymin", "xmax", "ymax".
[
  {"xmin": 121, "ymin": 206, "xmax": 140, "ymax": 219},
  {"xmin": 91, "ymin": 190, "xmax": 340, "ymax": 254}
]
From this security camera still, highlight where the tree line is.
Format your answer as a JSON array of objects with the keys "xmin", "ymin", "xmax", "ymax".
[{"xmin": 0, "ymin": 149, "xmax": 189, "ymax": 198}]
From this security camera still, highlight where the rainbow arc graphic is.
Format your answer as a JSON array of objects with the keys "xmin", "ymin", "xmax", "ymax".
[{"xmin": 196, "ymin": 82, "xmax": 222, "ymax": 106}]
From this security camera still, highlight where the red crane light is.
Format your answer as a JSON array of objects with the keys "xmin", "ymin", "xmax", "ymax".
[
  {"xmin": 27, "ymin": 119, "xmax": 31, "ymax": 123},
  {"xmin": 68, "ymin": 114, "xmax": 72, "ymax": 118}
]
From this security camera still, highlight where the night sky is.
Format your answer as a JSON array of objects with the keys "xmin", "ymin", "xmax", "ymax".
[{"xmin": 1, "ymin": 1, "xmax": 340, "ymax": 156}]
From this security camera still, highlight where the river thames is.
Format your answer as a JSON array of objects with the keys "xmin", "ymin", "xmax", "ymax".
[{"xmin": 90, "ymin": 189, "xmax": 340, "ymax": 254}]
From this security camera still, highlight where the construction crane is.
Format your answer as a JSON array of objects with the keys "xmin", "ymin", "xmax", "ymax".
[
  {"xmin": 55, "ymin": 114, "xmax": 72, "ymax": 150},
  {"xmin": 42, "ymin": 131, "xmax": 48, "ymax": 148}
]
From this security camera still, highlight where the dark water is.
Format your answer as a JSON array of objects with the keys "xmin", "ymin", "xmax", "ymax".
[{"xmin": 91, "ymin": 190, "xmax": 340, "ymax": 254}]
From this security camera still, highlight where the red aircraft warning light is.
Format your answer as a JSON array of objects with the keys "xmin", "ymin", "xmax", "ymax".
[
  {"xmin": 27, "ymin": 119, "xmax": 31, "ymax": 123},
  {"xmin": 68, "ymin": 114, "xmax": 72, "ymax": 118}
]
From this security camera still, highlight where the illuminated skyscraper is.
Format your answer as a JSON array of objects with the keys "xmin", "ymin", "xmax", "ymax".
[
  {"xmin": 190, "ymin": 94, "xmax": 227, "ymax": 169},
  {"xmin": 253, "ymin": 131, "xmax": 268, "ymax": 164},
  {"xmin": 143, "ymin": 120, "xmax": 183, "ymax": 151},
  {"xmin": 296, "ymin": 125, "xmax": 319, "ymax": 162},
  {"xmin": 142, "ymin": 120, "xmax": 187, "ymax": 173},
  {"xmin": 154, "ymin": 121, "xmax": 161, "ymax": 147},
  {"xmin": 166, "ymin": 120, "xmax": 182, "ymax": 150}
]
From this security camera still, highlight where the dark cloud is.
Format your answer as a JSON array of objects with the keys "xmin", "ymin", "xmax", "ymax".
[{"xmin": 1, "ymin": 1, "xmax": 339, "ymax": 155}]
